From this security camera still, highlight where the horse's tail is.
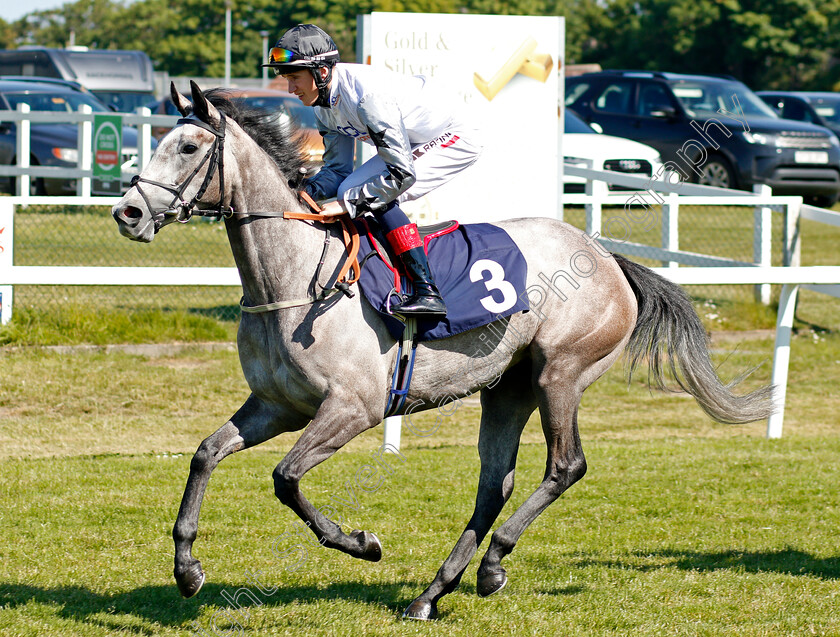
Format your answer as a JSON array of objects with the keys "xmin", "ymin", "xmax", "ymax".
[{"xmin": 613, "ymin": 254, "xmax": 776, "ymax": 424}]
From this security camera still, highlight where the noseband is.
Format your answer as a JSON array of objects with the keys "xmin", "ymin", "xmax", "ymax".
[{"xmin": 129, "ymin": 112, "xmax": 233, "ymax": 233}]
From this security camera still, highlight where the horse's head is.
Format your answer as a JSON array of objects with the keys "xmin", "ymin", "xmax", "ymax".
[{"xmin": 112, "ymin": 81, "xmax": 232, "ymax": 242}]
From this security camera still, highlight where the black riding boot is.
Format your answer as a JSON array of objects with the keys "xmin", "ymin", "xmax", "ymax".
[{"xmin": 392, "ymin": 246, "xmax": 447, "ymax": 316}]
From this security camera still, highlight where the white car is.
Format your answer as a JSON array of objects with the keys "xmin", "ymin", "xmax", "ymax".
[{"xmin": 563, "ymin": 110, "xmax": 664, "ymax": 192}]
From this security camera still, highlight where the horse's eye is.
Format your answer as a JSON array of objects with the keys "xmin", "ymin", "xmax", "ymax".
[{"xmin": 182, "ymin": 143, "xmax": 199, "ymax": 155}]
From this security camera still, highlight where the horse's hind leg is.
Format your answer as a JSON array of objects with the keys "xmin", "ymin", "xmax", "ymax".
[
  {"xmin": 474, "ymin": 363, "xmax": 588, "ymax": 598},
  {"xmin": 471, "ymin": 265, "xmax": 637, "ymax": 597},
  {"xmin": 173, "ymin": 395, "xmax": 307, "ymax": 598},
  {"xmin": 404, "ymin": 362, "xmax": 537, "ymax": 620}
]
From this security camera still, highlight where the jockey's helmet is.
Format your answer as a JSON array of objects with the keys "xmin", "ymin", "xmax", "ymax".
[
  {"xmin": 265, "ymin": 24, "xmax": 339, "ymax": 74},
  {"xmin": 264, "ymin": 24, "xmax": 340, "ymax": 107}
]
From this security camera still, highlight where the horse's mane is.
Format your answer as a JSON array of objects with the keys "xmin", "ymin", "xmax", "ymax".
[{"xmin": 197, "ymin": 88, "xmax": 309, "ymax": 180}]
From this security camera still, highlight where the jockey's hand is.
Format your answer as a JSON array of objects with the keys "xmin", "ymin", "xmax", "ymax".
[{"xmin": 319, "ymin": 200, "xmax": 344, "ymax": 215}]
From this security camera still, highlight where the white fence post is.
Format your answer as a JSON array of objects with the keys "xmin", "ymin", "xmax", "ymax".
[
  {"xmin": 783, "ymin": 198, "xmax": 802, "ymax": 268},
  {"xmin": 767, "ymin": 283, "xmax": 799, "ymax": 439},
  {"xmin": 585, "ymin": 164, "xmax": 604, "ymax": 237},
  {"xmin": 136, "ymin": 106, "xmax": 154, "ymax": 170},
  {"xmin": 661, "ymin": 192, "xmax": 679, "ymax": 268},
  {"xmin": 15, "ymin": 103, "xmax": 30, "ymax": 198},
  {"xmin": 0, "ymin": 199, "xmax": 13, "ymax": 324},
  {"xmin": 77, "ymin": 104, "xmax": 92, "ymax": 198},
  {"xmin": 753, "ymin": 184, "xmax": 772, "ymax": 304},
  {"xmin": 383, "ymin": 416, "xmax": 402, "ymax": 451}
]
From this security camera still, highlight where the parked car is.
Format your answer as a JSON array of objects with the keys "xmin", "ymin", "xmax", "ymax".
[
  {"xmin": 565, "ymin": 70, "xmax": 840, "ymax": 207},
  {"xmin": 562, "ymin": 109, "xmax": 664, "ymax": 193},
  {"xmin": 756, "ymin": 91, "xmax": 840, "ymax": 142},
  {"xmin": 146, "ymin": 87, "xmax": 324, "ymax": 167},
  {"xmin": 0, "ymin": 77, "xmax": 153, "ymax": 196},
  {"xmin": 0, "ymin": 47, "xmax": 156, "ymax": 114}
]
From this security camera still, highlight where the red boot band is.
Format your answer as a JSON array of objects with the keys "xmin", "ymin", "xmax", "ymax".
[{"xmin": 386, "ymin": 223, "xmax": 422, "ymax": 255}]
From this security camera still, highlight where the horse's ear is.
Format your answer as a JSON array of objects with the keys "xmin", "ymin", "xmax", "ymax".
[
  {"xmin": 170, "ymin": 82, "xmax": 191, "ymax": 117},
  {"xmin": 189, "ymin": 80, "xmax": 222, "ymax": 130}
]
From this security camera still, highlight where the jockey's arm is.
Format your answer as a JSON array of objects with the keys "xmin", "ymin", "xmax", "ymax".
[
  {"xmin": 338, "ymin": 94, "xmax": 417, "ymax": 216},
  {"xmin": 302, "ymin": 130, "xmax": 354, "ymax": 201}
]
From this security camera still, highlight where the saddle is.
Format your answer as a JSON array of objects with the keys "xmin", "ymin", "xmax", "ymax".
[
  {"xmin": 358, "ymin": 215, "xmax": 459, "ymax": 287},
  {"xmin": 284, "ymin": 192, "xmax": 530, "ymax": 342},
  {"xmin": 284, "ymin": 194, "xmax": 529, "ymax": 418},
  {"xmin": 284, "ymin": 190, "xmax": 459, "ymax": 301}
]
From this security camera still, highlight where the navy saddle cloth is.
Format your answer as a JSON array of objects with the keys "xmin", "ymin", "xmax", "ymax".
[{"xmin": 355, "ymin": 219, "xmax": 530, "ymax": 341}]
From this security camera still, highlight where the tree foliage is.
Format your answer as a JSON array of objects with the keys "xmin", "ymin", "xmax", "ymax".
[
  {"xmin": 583, "ymin": 0, "xmax": 840, "ymax": 90},
  {"xmin": 4, "ymin": 0, "xmax": 840, "ymax": 90}
]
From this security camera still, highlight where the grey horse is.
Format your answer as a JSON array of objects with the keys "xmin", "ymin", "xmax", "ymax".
[{"xmin": 112, "ymin": 82, "xmax": 774, "ymax": 620}]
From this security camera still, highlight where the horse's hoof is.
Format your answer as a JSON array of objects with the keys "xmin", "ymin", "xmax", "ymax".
[
  {"xmin": 175, "ymin": 561, "xmax": 206, "ymax": 598},
  {"xmin": 476, "ymin": 568, "xmax": 507, "ymax": 597},
  {"xmin": 350, "ymin": 530, "xmax": 382, "ymax": 562},
  {"xmin": 403, "ymin": 598, "xmax": 437, "ymax": 620}
]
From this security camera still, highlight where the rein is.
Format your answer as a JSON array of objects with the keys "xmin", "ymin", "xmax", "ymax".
[
  {"xmin": 241, "ymin": 197, "xmax": 362, "ymax": 313},
  {"xmin": 127, "ymin": 114, "xmax": 361, "ymax": 313}
]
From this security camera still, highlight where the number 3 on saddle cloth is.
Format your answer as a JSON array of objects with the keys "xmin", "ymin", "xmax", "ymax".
[
  {"xmin": 354, "ymin": 217, "xmax": 531, "ymax": 417},
  {"xmin": 356, "ymin": 217, "xmax": 531, "ymax": 341}
]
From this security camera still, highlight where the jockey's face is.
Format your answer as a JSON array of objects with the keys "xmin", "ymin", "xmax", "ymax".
[{"xmin": 283, "ymin": 68, "xmax": 327, "ymax": 107}]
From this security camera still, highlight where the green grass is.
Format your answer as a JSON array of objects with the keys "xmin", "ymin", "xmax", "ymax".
[
  {"xmin": 1, "ymin": 202, "xmax": 840, "ymax": 633},
  {"xmin": 1, "ymin": 333, "xmax": 839, "ymax": 635},
  {"xmin": 0, "ymin": 305, "xmax": 236, "ymax": 346},
  {"xmin": 1, "ymin": 435, "xmax": 839, "ymax": 636},
  {"xmin": 11, "ymin": 206, "xmax": 233, "ymax": 268}
]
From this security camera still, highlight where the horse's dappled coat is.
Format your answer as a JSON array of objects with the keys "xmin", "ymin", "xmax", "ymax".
[{"xmin": 111, "ymin": 81, "xmax": 775, "ymax": 620}]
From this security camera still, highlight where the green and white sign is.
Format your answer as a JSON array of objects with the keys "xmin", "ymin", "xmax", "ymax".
[{"xmin": 93, "ymin": 114, "xmax": 122, "ymax": 180}]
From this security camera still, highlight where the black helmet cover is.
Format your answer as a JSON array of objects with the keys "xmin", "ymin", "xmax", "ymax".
[{"xmin": 263, "ymin": 24, "xmax": 339, "ymax": 106}]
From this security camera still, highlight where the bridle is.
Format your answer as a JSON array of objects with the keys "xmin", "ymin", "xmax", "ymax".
[
  {"xmin": 126, "ymin": 109, "xmax": 362, "ymax": 310},
  {"xmin": 128, "ymin": 113, "xmax": 233, "ymax": 233}
]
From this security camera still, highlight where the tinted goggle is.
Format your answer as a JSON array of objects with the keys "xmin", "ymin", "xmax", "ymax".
[
  {"xmin": 266, "ymin": 47, "xmax": 337, "ymax": 74},
  {"xmin": 267, "ymin": 48, "xmax": 312, "ymax": 76},
  {"xmin": 268, "ymin": 47, "xmax": 297, "ymax": 65}
]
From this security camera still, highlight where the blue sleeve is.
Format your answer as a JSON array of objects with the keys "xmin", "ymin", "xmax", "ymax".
[{"xmin": 304, "ymin": 132, "xmax": 355, "ymax": 200}]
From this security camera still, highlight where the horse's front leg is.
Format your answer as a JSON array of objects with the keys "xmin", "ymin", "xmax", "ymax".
[
  {"xmin": 173, "ymin": 394, "xmax": 308, "ymax": 598},
  {"xmin": 272, "ymin": 393, "xmax": 384, "ymax": 561}
]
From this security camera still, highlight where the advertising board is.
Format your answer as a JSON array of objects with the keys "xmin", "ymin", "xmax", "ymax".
[{"xmin": 359, "ymin": 13, "xmax": 564, "ymax": 224}]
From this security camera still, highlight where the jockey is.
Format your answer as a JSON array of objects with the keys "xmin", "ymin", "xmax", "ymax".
[{"xmin": 263, "ymin": 23, "xmax": 483, "ymax": 317}]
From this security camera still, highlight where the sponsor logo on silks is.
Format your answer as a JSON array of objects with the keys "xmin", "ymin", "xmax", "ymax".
[
  {"xmin": 335, "ymin": 122, "xmax": 370, "ymax": 141},
  {"xmin": 412, "ymin": 131, "xmax": 460, "ymax": 159}
]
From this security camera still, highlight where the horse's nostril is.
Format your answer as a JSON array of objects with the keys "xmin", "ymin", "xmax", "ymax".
[{"xmin": 123, "ymin": 206, "xmax": 143, "ymax": 220}]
